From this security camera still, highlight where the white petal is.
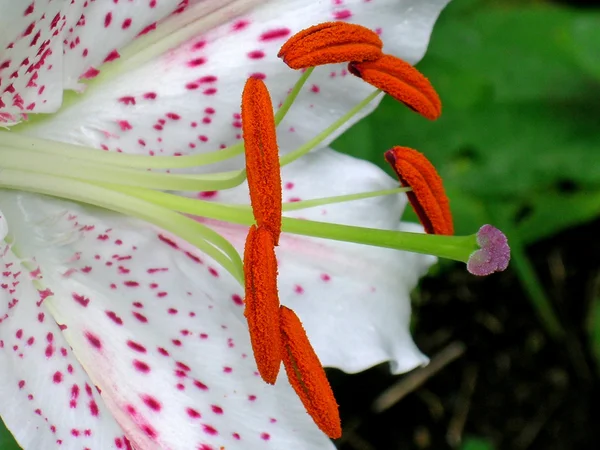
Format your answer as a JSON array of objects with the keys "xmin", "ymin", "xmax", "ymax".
[
  {"xmin": 201, "ymin": 149, "xmax": 436, "ymax": 374},
  {"xmin": 0, "ymin": 193, "xmax": 335, "ymax": 450},
  {"xmin": 0, "ymin": 0, "xmax": 209, "ymax": 118},
  {"xmin": 280, "ymin": 151, "xmax": 435, "ymax": 373},
  {"xmin": 0, "ymin": 0, "xmax": 74, "ymax": 117},
  {"xmin": 18, "ymin": 0, "xmax": 449, "ymax": 171},
  {"xmin": 60, "ymin": 0, "xmax": 187, "ymax": 90},
  {"xmin": 0, "ymin": 210, "xmax": 127, "ymax": 449}
]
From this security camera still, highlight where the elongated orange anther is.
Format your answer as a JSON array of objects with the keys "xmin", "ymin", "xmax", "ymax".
[
  {"xmin": 243, "ymin": 225, "xmax": 282, "ymax": 384},
  {"xmin": 385, "ymin": 146, "xmax": 453, "ymax": 235},
  {"xmin": 279, "ymin": 306, "xmax": 342, "ymax": 439},
  {"xmin": 349, "ymin": 54, "xmax": 442, "ymax": 120},
  {"xmin": 278, "ymin": 22, "xmax": 383, "ymax": 69},
  {"xmin": 242, "ymin": 77, "xmax": 282, "ymax": 243}
]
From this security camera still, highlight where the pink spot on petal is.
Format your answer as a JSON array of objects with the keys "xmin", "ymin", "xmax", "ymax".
[
  {"xmin": 84, "ymin": 332, "xmax": 102, "ymax": 349},
  {"xmin": 133, "ymin": 360, "xmax": 151, "ymax": 373},
  {"xmin": 260, "ymin": 28, "xmax": 291, "ymax": 41},
  {"xmin": 141, "ymin": 395, "xmax": 161, "ymax": 412}
]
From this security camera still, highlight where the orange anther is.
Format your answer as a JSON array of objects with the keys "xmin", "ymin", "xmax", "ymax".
[
  {"xmin": 278, "ymin": 22, "xmax": 383, "ymax": 70},
  {"xmin": 242, "ymin": 77, "xmax": 282, "ymax": 243},
  {"xmin": 243, "ymin": 225, "xmax": 282, "ymax": 384},
  {"xmin": 349, "ymin": 55, "xmax": 442, "ymax": 120},
  {"xmin": 279, "ymin": 306, "xmax": 341, "ymax": 439},
  {"xmin": 385, "ymin": 146, "xmax": 453, "ymax": 235}
]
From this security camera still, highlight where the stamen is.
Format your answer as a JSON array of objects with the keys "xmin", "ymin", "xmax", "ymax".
[
  {"xmin": 243, "ymin": 225, "xmax": 282, "ymax": 384},
  {"xmin": 279, "ymin": 306, "xmax": 341, "ymax": 439},
  {"xmin": 278, "ymin": 22, "xmax": 383, "ymax": 69},
  {"xmin": 349, "ymin": 55, "xmax": 442, "ymax": 120},
  {"xmin": 385, "ymin": 146, "xmax": 453, "ymax": 235},
  {"xmin": 467, "ymin": 225, "xmax": 510, "ymax": 276},
  {"xmin": 242, "ymin": 78, "xmax": 282, "ymax": 243}
]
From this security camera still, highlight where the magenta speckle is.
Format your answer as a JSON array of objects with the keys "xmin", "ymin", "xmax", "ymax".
[
  {"xmin": 127, "ymin": 340, "xmax": 147, "ymax": 353},
  {"xmin": 84, "ymin": 332, "xmax": 102, "ymax": 349},
  {"xmin": 333, "ymin": 9, "xmax": 352, "ymax": 20},
  {"xmin": 187, "ymin": 407, "xmax": 201, "ymax": 418},
  {"xmin": 133, "ymin": 360, "xmax": 151, "ymax": 373},
  {"xmin": 202, "ymin": 424, "xmax": 218, "ymax": 436},
  {"xmin": 260, "ymin": 28, "xmax": 291, "ymax": 41},
  {"xmin": 141, "ymin": 395, "xmax": 162, "ymax": 412}
]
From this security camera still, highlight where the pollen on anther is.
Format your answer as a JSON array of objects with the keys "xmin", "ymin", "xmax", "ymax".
[
  {"xmin": 385, "ymin": 146, "xmax": 453, "ymax": 235},
  {"xmin": 243, "ymin": 225, "xmax": 282, "ymax": 384},
  {"xmin": 349, "ymin": 54, "xmax": 442, "ymax": 120},
  {"xmin": 279, "ymin": 306, "xmax": 341, "ymax": 439},
  {"xmin": 241, "ymin": 77, "xmax": 282, "ymax": 242},
  {"xmin": 278, "ymin": 22, "xmax": 383, "ymax": 69}
]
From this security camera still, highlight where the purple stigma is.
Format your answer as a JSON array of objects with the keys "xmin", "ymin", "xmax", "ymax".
[{"xmin": 467, "ymin": 224, "xmax": 510, "ymax": 276}]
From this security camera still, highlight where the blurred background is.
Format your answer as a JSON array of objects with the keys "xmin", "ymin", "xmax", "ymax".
[
  {"xmin": 330, "ymin": 0, "xmax": 600, "ymax": 449},
  {"xmin": 1, "ymin": 0, "xmax": 599, "ymax": 449}
]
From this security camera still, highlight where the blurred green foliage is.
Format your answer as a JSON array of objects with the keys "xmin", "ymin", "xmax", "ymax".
[
  {"xmin": 459, "ymin": 436, "xmax": 496, "ymax": 450},
  {"xmin": 334, "ymin": 0, "xmax": 600, "ymax": 245}
]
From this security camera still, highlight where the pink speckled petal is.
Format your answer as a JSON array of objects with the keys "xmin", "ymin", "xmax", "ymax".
[
  {"xmin": 0, "ymin": 0, "xmax": 229, "ymax": 119},
  {"xmin": 0, "ymin": 213, "xmax": 128, "ymax": 449},
  {"xmin": 59, "ymin": 0, "xmax": 190, "ymax": 90},
  {"xmin": 206, "ymin": 149, "xmax": 435, "ymax": 374},
  {"xmin": 19, "ymin": 0, "xmax": 449, "ymax": 170},
  {"xmin": 0, "ymin": 194, "xmax": 335, "ymax": 450},
  {"xmin": 0, "ymin": 1, "xmax": 75, "ymax": 118}
]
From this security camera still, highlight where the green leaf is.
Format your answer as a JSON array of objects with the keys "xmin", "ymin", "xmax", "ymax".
[
  {"xmin": 0, "ymin": 418, "xmax": 20, "ymax": 450},
  {"xmin": 460, "ymin": 436, "xmax": 496, "ymax": 450},
  {"xmin": 568, "ymin": 15, "xmax": 600, "ymax": 81}
]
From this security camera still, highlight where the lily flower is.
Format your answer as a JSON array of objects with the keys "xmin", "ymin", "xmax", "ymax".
[{"xmin": 0, "ymin": 1, "xmax": 511, "ymax": 449}]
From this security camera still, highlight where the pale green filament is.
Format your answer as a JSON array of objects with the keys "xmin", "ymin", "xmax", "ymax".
[
  {"xmin": 0, "ymin": 132, "xmax": 245, "ymax": 169},
  {"xmin": 0, "ymin": 169, "xmax": 244, "ymax": 284},
  {"xmin": 274, "ymin": 67, "xmax": 314, "ymax": 125},
  {"xmin": 85, "ymin": 183, "xmax": 479, "ymax": 264},
  {"xmin": 0, "ymin": 54, "xmax": 478, "ymax": 285},
  {"xmin": 279, "ymin": 89, "xmax": 381, "ymax": 167},
  {"xmin": 0, "ymin": 66, "xmax": 313, "ymax": 170},
  {"xmin": 0, "ymin": 147, "xmax": 246, "ymax": 191},
  {"xmin": 281, "ymin": 187, "xmax": 410, "ymax": 212}
]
